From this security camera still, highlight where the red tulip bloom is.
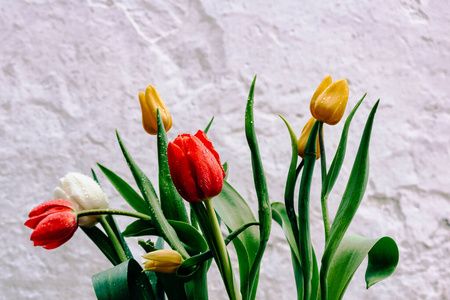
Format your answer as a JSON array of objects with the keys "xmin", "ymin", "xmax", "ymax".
[
  {"xmin": 25, "ymin": 199, "xmax": 78, "ymax": 250},
  {"xmin": 168, "ymin": 130, "xmax": 225, "ymax": 203}
]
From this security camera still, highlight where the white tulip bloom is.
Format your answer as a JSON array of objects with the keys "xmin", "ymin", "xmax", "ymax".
[{"xmin": 54, "ymin": 172, "xmax": 109, "ymax": 227}]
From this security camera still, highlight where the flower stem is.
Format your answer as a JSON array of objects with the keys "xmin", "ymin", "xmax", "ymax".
[
  {"xmin": 98, "ymin": 216, "xmax": 128, "ymax": 262},
  {"xmin": 318, "ymin": 122, "xmax": 330, "ymax": 241},
  {"xmin": 77, "ymin": 209, "xmax": 152, "ymax": 220},
  {"xmin": 204, "ymin": 199, "xmax": 241, "ymax": 300}
]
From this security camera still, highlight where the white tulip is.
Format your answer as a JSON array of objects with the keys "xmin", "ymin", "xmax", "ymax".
[{"xmin": 54, "ymin": 172, "xmax": 109, "ymax": 227}]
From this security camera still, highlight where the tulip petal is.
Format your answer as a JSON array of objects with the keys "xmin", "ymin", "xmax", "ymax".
[
  {"xmin": 42, "ymin": 232, "xmax": 76, "ymax": 250},
  {"xmin": 30, "ymin": 212, "xmax": 77, "ymax": 248},
  {"xmin": 312, "ymin": 78, "xmax": 349, "ymax": 125},
  {"xmin": 57, "ymin": 173, "xmax": 109, "ymax": 212},
  {"xmin": 139, "ymin": 85, "xmax": 172, "ymax": 134},
  {"xmin": 324, "ymin": 79, "xmax": 349, "ymax": 125},
  {"xmin": 310, "ymin": 75, "xmax": 332, "ymax": 119},
  {"xmin": 186, "ymin": 136, "xmax": 224, "ymax": 200},
  {"xmin": 25, "ymin": 206, "xmax": 74, "ymax": 229},
  {"xmin": 168, "ymin": 141, "xmax": 201, "ymax": 202},
  {"xmin": 194, "ymin": 130, "xmax": 225, "ymax": 178},
  {"xmin": 139, "ymin": 90, "xmax": 157, "ymax": 135},
  {"xmin": 298, "ymin": 117, "xmax": 321, "ymax": 159},
  {"xmin": 27, "ymin": 199, "xmax": 74, "ymax": 218}
]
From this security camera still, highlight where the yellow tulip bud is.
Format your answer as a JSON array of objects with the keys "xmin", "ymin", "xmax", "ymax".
[
  {"xmin": 310, "ymin": 75, "xmax": 349, "ymax": 125},
  {"xmin": 298, "ymin": 117, "xmax": 320, "ymax": 160},
  {"xmin": 142, "ymin": 250, "xmax": 183, "ymax": 273},
  {"xmin": 139, "ymin": 84, "xmax": 173, "ymax": 135}
]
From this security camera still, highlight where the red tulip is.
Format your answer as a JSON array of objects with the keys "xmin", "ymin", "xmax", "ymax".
[
  {"xmin": 167, "ymin": 130, "xmax": 225, "ymax": 203},
  {"xmin": 25, "ymin": 199, "xmax": 78, "ymax": 250}
]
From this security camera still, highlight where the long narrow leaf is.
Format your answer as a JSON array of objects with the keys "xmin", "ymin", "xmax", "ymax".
[
  {"xmin": 81, "ymin": 226, "xmax": 121, "ymax": 266},
  {"xmin": 320, "ymin": 100, "xmax": 380, "ymax": 298},
  {"xmin": 271, "ymin": 202, "xmax": 300, "ymax": 262},
  {"xmin": 323, "ymin": 94, "xmax": 366, "ymax": 198},
  {"xmin": 279, "ymin": 115, "xmax": 300, "ymax": 250},
  {"xmin": 244, "ymin": 75, "xmax": 271, "ymax": 299},
  {"xmin": 204, "ymin": 116, "xmax": 215, "ymax": 134},
  {"xmin": 116, "ymin": 131, "xmax": 189, "ymax": 259},
  {"xmin": 156, "ymin": 110, "xmax": 189, "ymax": 223},
  {"xmin": 97, "ymin": 163, "xmax": 152, "ymax": 216}
]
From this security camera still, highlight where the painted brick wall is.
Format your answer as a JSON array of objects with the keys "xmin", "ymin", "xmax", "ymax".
[{"xmin": 1, "ymin": 0, "xmax": 449, "ymax": 299}]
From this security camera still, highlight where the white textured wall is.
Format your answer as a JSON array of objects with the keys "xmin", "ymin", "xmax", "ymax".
[{"xmin": 1, "ymin": 0, "xmax": 449, "ymax": 299}]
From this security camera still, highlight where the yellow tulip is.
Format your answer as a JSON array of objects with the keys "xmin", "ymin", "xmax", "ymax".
[
  {"xmin": 310, "ymin": 75, "xmax": 349, "ymax": 125},
  {"xmin": 298, "ymin": 117, "xmax": 320, "ymax": 160},
  {"xmin": 142, "ymin": 250, "xmax": 183, "ymax": 273},
  {"xmin": 139, "ymin": 84, "xmax": 173, "ymax": 135}
]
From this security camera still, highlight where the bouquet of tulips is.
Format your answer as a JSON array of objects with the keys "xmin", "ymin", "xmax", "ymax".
[{"xmin": 25, "ymin": 75, "xmax": 399, "ymax": 300}]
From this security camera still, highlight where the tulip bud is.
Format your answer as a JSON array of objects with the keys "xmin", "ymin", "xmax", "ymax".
[
  {"xmin": 53, "ymin": 172, "xmax": 109, "ymax": 227},
  {"xmin": 24, "ymin": 199, "xmax": 78, "ymax": 249},
  {"xmin": 142, "ymin": 250, "xmax": 183, "ymax": 273},
  {"xmin": 139, "ymin": 84, "xmax": 172, "ymax": 135},
  {"xmin": 298, "ymin": 117, "xmax": 320, "ymax": 160},
  {"xmin": 167, "ymin": 130, "xmax": 225, "ymax": 203},
  {"xmin": 310, "ymin": 75, "xmax": 349, "ymax": 125}
]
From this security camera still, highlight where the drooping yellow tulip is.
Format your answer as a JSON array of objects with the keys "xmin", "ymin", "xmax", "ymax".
[
  {"xmin": 142, "ymin": 250, "xmax": 183, "ymax": 273},
  {"xmin": 139, "ymin": 84, "xmax": 173, "ymax": 135},
  {"xmin": 310, "ymin": 75, "xmax": 349, "ymax": 125},
  {"xmin": 298, "ymin": 117, "xmax": 320, "ymax": 160}
]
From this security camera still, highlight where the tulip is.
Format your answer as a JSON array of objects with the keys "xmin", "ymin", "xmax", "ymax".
[
  {"xmin": 139, "ymin": 84, "xmax": 172, "ymax": 135},
  {"xmin": 167, "ymin": 130, "xmax": 225, "ymax": 203},
  {"xmin": 54, "ymin": 172, "xmax": 109, "ymax": 227},
  {"xmin": 24, "ymin": 199, "xmax": 78, "ymax": 249},
  {"xmin": 142, "ymin": 250, "xmax": 183, "ymax": 273},
  {"xmin": 298, "ymin": 117, "xmax": 320, "ymax": 159},
  {"xmin": 310, "ymin": 75, "xmax": 349, "ymax": 125}
]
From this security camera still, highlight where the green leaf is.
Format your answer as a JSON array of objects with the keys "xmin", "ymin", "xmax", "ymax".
[
  {"xmin": 123, "ymin": 220, "xmax": 159, "ymax": 237},
  {"xmin": 156, "ymin": 273, "xmax": 188, "ymax": 300},
  {"xmin": 291, "ymin": 248, "xmax": 304, "ymax": 300},
  {"xmin": 244, "ymin": 75, "xmax": 271, "ymax": 299},
  {"xmin": 327, "ymin": 235, "xmax": 399, "ymax": 300},
  {"xmin": 214, "ymin": 181, "xmax": 259, "ymax": 299},
  {"xmin": 92, "ymin": 259, "xmax": 154, "ymax": 300},
  {"xmin": 365, "ymin": 236, "xmax": 399, "ymax": 288},
  {"xmin": 223, "ymin": 162, "xmax": 228, "ymax": 179},
  {"xmin": 129, "ymin": 217, "xmax": 210, "ymax": 300},
  {"xmin": 98, "ymin": 163, "xmax": 152, "ymax": 216},
  {"xmin": 185, "ymin": 263, "xmax": 209, "ymax": 300},
  {"xmin": 204, "ymin": 116, "xmax": 215, "ymax": 134},
  {"xmin": 320, "ymin": 100, "xmax": 380, "ymax": 298},
  {"xmin": 271, "ymin": 202, "xmax": 300, "ymax": 262},
  {"xmin": 116, "ymin": 131, "xmax": 189, "ymax": 259},
  {"xmin": 81, "ymin": 226, "xmax": 121, "ymax": 266},
  {"xmin": 271, "ymin": 202, "xmax": 304, "ymax": 299},
  {"xmin": 323, "ymin": 94, "xmax": 366, "ymax": 198},
  {"xmin": 156, "ymin": 109, "xmax": 189, "ymax": 223},
  {"xmin": 278, "ymin": 115, "xmax": 300, "ymax": 250},
  {"xmin": 124, "ymin": 219, "xmax": 208, "ymax": 255}
]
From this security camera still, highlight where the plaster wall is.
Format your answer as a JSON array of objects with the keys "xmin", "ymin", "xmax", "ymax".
[{"xmin": 1, "ymin": 0, "xmax": 449, "ymax": 299}]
